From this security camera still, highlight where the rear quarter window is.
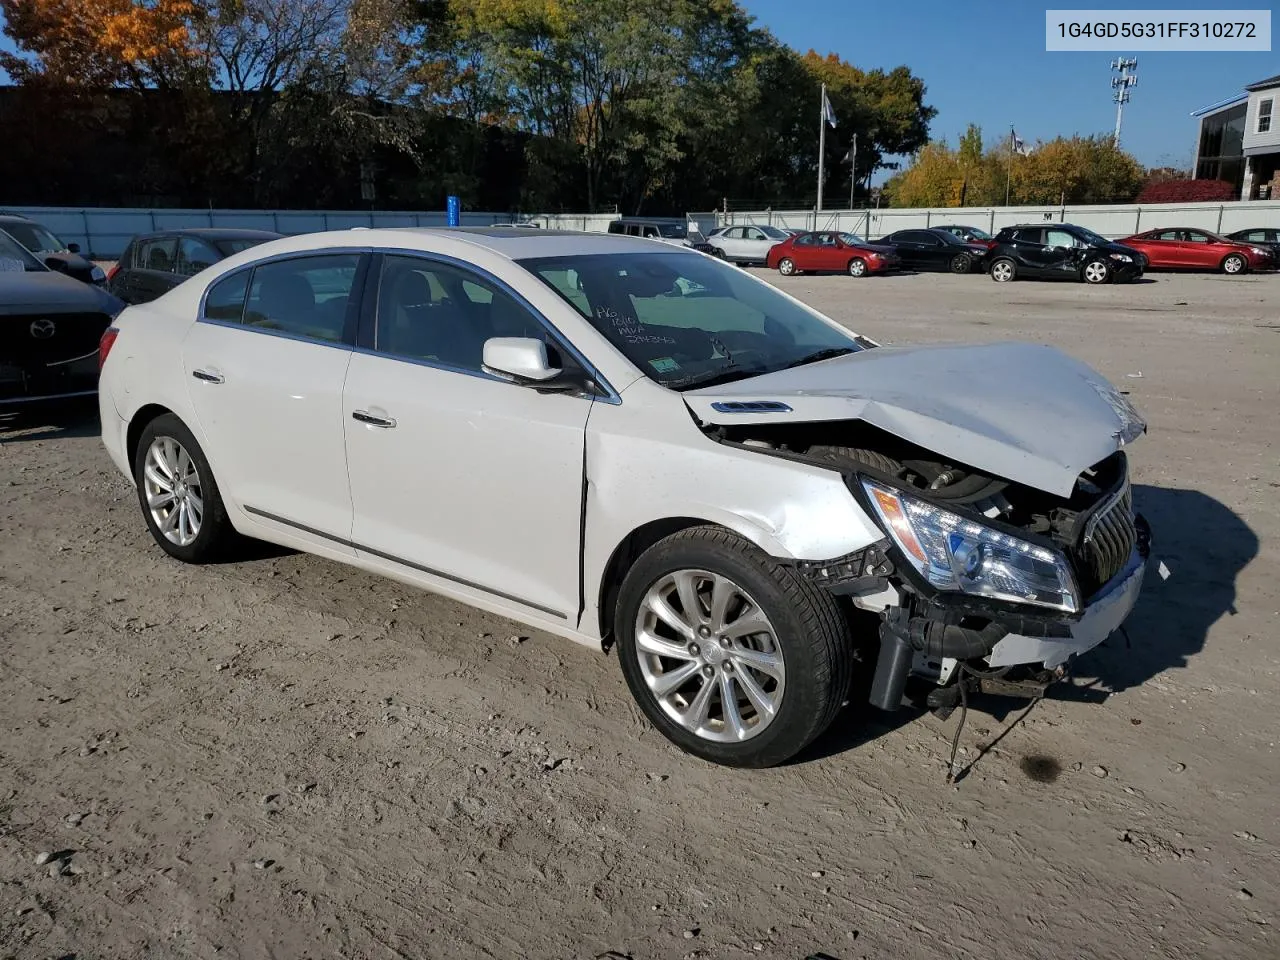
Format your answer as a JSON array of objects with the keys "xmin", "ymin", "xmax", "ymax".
[{"xmin": 204, "ymin": 270, "xmax": 249, "ymax": 322}]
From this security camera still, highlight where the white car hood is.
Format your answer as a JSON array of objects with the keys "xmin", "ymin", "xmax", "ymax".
[{"xmin": 683, "ymin": 342, "xmax": 1145, "ymax": 497}]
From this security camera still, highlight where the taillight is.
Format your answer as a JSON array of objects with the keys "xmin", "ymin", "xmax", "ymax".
[{"xmin": 99, "ymin": 326, "xmax": 119, "ymax": 371}]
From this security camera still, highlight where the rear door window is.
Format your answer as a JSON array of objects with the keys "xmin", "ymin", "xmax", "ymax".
[
  {"xmin": 176, "ymin": 238, "xmax": 220, "ymax": 276},
  {"xmin": 137, "ymin": 237, "xmax": 178, "ymax": 273},
  {"xmin": 204, "ymin": 271, "xmax": 250, "ymax": 322},
  {"xmin": 241, "ymin": 255, "xmax": 361, "ymax": 344}
]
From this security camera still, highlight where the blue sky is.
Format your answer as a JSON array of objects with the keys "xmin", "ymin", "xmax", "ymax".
[
  {"xmin": 742, "ymin": 0, "xmax": 1276, "ymax": 177},
  {"xmin": 1, "ymin": 1, "xmax": 1274, "ymax": 178}
]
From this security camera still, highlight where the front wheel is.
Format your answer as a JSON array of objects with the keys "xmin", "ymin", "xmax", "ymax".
[
  {"xmin": 1082, "ymin": 259, "xmax": 1110, "ymax": 284},
  {"xmin": 777, "ymin": 257, "xmax": 797, "ymax": 276},
  {"xmin": 711, "ymin": 246, "xmax": 728, "ymax": 260},
  {"xmin": 615, "ymin": 526, "xmax": 855, "ymax": 767},
  {"xmin": 1222, "ymin": 253, "xmax": 1247, "ymax": 275},
  {"xmin": 950, "ymin": 253, "xmax": 972, "ymax": 274},
  {"xmin": 847, "ymin": 258, "xmax": 867, "ymax": 277},
  {"xmin": 134, "ymin": 413, "xmax": 239, "ymax": 563},
  {"xmin": 989, "ymin": 257, "xmax": 1016, "ymax": 283}
]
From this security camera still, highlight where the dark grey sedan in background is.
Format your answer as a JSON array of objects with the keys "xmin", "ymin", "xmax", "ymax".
[{"xmin": 108, "ymin": 228, "xmax": 281, "ymax": 304}]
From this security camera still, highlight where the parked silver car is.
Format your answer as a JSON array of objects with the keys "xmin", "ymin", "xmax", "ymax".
[{"xmin": 706, "ymin": 224, "xmax": 792, "ymax": 264}]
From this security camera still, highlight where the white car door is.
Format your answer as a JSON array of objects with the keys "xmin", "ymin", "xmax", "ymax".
[
  {"xmin": 182, "ymin": 253, "xmax": 365, "ymax": 548},
  {"xmin": 717, "ymin": 226, "xmax": 745, "ymax": 260},
  {"xmin": 341, "ymin": 253, "xmax": 595, "ymax": 622},
  {"xmin": 741, "ymin": 226, "xmax": 772, "ymax": 261}
]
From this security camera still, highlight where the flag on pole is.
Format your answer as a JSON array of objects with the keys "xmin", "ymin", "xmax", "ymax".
[
  {"xmin": 1011, "ymin": 129, "xmax": 1032, "ymax": 156},
  {"xmin": 822, "ymin": 88, "xmax": 838, "ymax": 128}
]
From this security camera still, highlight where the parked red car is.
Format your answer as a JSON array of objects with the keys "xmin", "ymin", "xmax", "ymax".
[
  {"xmin": 1118, "ymin": 228, "xmax": 1273, "ymax": 275},
  {"xmin": 765, "ymin": 231, "xmax": 902, "ymax": 277}
]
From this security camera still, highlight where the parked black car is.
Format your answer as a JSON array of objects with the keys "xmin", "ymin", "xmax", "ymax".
[
  {"xmin": 1, "ymin": 230, "xmax": 122, "ymax": 411},
  {"xmin": 873, "ymin": 228, "xmax": 991, "ymax": 273},
  {"xmin": 1226, "ymin": 227, "xmax": 1280, "ymax": 260},
  {"xmin": 109, "ymin": 228, "xmax": 282, "ymax": 304},
  {"xmin": 986, "ymin": 224, "xmax": 1144, "ymax": 284},
  {"xmin": 0, "ymin": 213, "xmax": 106, "ymax": 287}
]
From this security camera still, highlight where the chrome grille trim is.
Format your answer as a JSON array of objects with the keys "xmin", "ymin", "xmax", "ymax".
[{"xmin": 1078, "ymin": 483, "xmax": 1136, "ymax": 596}]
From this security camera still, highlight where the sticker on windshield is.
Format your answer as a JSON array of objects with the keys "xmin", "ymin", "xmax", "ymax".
[
  {"xmin": 649, "ymin": 357, "xmax": 680, "ymax": 374},
  {"xmin": 0, "ymin": 257, "xmax": 24, "ymax": 273}
]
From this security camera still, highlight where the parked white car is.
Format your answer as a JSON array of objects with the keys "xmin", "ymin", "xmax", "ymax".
[
  {"xmin": 706, "ymin": 223, "xmax": 792, "ymax": 264},
  {"xmin": 99, "ymin": 228, "xmax": 1150, "ymax": 767}
]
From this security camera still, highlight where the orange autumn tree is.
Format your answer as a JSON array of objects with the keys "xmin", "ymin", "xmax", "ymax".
[{"xmin": 0, "ymin": 0, "xmax": 202, "ymax": 87}]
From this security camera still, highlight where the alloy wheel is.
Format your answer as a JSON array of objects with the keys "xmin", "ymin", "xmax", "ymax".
[
  {"xmin": 848, "ymin": 258, "xmax": 867, "ymax": 277},
  {"xmin": 991, "ymin": 260, "xmax": 1014, "ymax": 282},
  {"xmin": 634, "ymin": 569, "xmax": 785, "ymax": 743},
  {"xmin": 143, "ymin": 436, "xmax": 203, "ymax": 547},
  {"xmin": 1223, "ymin": 255, "xmax": 1245, "ymax": 274},
  {"xmin": 1083, "ymin": 260, "xmax": 1109, "ymax": 284},
  {"xmin": 778, "ymin": 258, "xmax": 795, "ymax": 276}
]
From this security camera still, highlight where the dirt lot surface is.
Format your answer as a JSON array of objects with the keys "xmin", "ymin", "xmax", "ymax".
[{"xmin": 2, "ymin": 268, "xmax": 1278, "ymax": 960}]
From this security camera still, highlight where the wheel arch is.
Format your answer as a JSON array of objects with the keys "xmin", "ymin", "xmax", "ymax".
[
  {"xmin": 1221, "ymin": 252, "xmax": 1248, "ymax": 272},
  {"xmin": 126, "ymin": 403, "xmax": 178, "ymax": 470}
]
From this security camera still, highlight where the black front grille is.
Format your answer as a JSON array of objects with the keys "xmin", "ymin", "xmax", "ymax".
[
  {"xmin": 1072, "ymin": 484, "xmax": 1137, "ymax": 597},
  {"xmin": 4, "ymin": 312, "xmax": 111, "ymax": 366}
]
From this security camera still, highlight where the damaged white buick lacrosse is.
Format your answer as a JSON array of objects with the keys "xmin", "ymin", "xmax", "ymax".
[{"xmin": 99, "ymin": 228, "xmax": 1150, "ymax": 767}]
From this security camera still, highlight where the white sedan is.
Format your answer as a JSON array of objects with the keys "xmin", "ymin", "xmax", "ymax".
[{"xmin": 99, "ymin": 228, "xmax": 1150, "ymax": 767}]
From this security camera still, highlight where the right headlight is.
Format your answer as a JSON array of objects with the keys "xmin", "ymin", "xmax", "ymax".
[
  {"xmin": 860, "ymin": 478, "xmax": 1080, "ymax": 613},
  {"xmin": 1108, "ymin": 253, "xmax": 1133, "ymax": 262}
]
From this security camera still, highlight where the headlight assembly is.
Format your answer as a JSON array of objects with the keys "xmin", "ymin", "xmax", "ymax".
[
  {"xmin": 860, "ymin": 478, "xmax": 1080, "ymax": 613},
  {"xmin": 1108, "ymin": 253, "xmax": 1133, "ymax": 262}
]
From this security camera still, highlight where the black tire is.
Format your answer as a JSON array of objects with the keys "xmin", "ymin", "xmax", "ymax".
[
  {"xmin": 949, "ymin": 254, "xmax": 972, "ymax": 274},
  {"xmin": 711, "ymin": 246, "xmax": 728, "ymax": 260},
  {"xmin": 133, "ymin": 413, "xmax": 239, "ymax": 563},
  {"xmin": 847, "ymin": 258, "xmax": 868, "ymax": 278},
  {"xmin": 1222, "ymin": 253, "xmax": 1247, "ymax": 275},
  {"xmin": 777, "ymin": 257, "xmax": 797, "ymax": 276},
  {"xmin": 1081, "ymin": 259, "xmax": 1110, "ymax": 284},
  {"xmin": 989, "ymin": 257, "xmax": 1016, "ymax": 283},
  {"xmin": 615, "ymin": 526, "xmax": 855, "ymax": 767}
]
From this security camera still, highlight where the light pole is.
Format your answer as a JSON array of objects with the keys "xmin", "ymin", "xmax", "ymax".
[{"xmin": 1111, "ymin": 58, "xmax": 1138, "ymax": 149}]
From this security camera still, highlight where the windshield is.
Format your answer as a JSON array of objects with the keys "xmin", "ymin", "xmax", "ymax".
[
  {"xmin": 964, "ymin": 227, "xmax": 992, "ymax": 240},
  {"xmin": 0, "ymin": 229, "xmax": 44, "ymax": 271},
  {"xmin": 1075, "ymin": 227, "xmax": 1111, "ymax": 246},
  {"xmin": 840, "ymin": 232, "xmax": 867, "ymax": 245},
  {"xmin": 519, "ymin": 251, "xmax": 865, "ymax": 389},
  {"xmin": 759, "ymin": 226, "xmax": 789, "ymax": 240},
  {"xmin": 656, "ymin": 223, "xmax": 690, "ymax": 239},
  {"xmin": 3, "ymin": 221, "xmax": 65, "ymax": 255}
]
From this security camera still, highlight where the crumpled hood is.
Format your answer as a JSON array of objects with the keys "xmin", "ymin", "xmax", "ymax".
[
  {"xmin": 684, "ymin": 342, "xmax": 1146, "ymax": 497},
  {"xmin": 0, "ymin": 270, "xmax": 120, "ymax": 315}
]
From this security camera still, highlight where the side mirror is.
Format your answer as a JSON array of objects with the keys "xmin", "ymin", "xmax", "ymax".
[
  {"xmin": 67, "ymin": 243, "xmax": 81, "ymax": 254},
  {"xmin": 44, "ymin": 256, "xmax": 69, "ymax": 273},
  {"xmin": 482, "ymin": 337, "xmax": 562, "ymax": 383}
]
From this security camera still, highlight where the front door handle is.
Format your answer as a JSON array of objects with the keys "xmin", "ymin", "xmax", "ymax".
[
  {"xmin": 352, "ymin": 409, "xmax": 397, "ymax": 428},
  {"xmin": 192, "ymin": 368, "xmax": 224, "ymax": 384}
]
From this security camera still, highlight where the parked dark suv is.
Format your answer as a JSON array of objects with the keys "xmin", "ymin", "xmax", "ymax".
[
  {"xmin": 108, "ymin": 228, "xmax": 281, "ymax": 304},
  {"xmin": 986, "ymin": 224, "xmax": 1144, "ymax": 285}
]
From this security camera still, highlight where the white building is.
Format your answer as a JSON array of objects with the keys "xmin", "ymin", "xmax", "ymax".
[{"xmin": 1193, "ymin": 73, "xmax": 1280, "ymax": 200}]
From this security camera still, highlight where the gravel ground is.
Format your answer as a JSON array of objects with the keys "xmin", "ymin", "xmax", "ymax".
[{"xmin": 2, "ymin": 268, "xmax": 1277, "ymax": 959}]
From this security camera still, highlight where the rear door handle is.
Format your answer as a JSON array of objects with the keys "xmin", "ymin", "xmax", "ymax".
[
  {"xmin": 352, "ymin": 409, "xmax": 397, "ymax": 428},
  {"xmin": 192, "ymin": 368, "xmax": 224, "ymax": 384}
]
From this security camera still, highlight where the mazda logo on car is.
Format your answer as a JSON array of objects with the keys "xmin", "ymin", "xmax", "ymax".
[{"xmin": 29, "ymin": 318, "xmax": 56, "ymax": 339}]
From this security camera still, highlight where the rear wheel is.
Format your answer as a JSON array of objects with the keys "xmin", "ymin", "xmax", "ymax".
[
  {"xmin": 1082, "ymin": 259, "xmax": 1110, "ymax": 284},
  {"xmin": 950, "ymin": 253, "xmax": 972, "ymax": 274},
  {"xmin": 615, "ymin": 526, "xmax": 854, "ymax": 767},
  {"xmin": 989, "ymin": 257, "xmax": 1016, "ymax": 283},
  {"xmin": 134, "ymin": 413, "xmax": 239, "ymax": 563},
  {"xmin": 777, "ymin": 257, "xmax": 797, "ymax": 276},
  {"xmin": 847, "ymin": 258, "xmax": 867, "ymax": 277},
  {"xmin": 1222, "ymin": 253, "xmax": 1247, "ymax": 275}
]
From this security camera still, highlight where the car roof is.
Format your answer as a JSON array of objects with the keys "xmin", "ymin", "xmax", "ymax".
[
  {"xmin": 611, "ymin": 216, "xmax": 689, "ymax": 224},
  {"xmin": 0, "ymin": 214, "xmax": 38, "ymax": 224},
  {"xmin": 217, "ymin": 226, "xmax": 692, "ymax": 262},
  {"xmin": 134, "ymin": 228, "xmax": 284, "ymax": 242}
]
